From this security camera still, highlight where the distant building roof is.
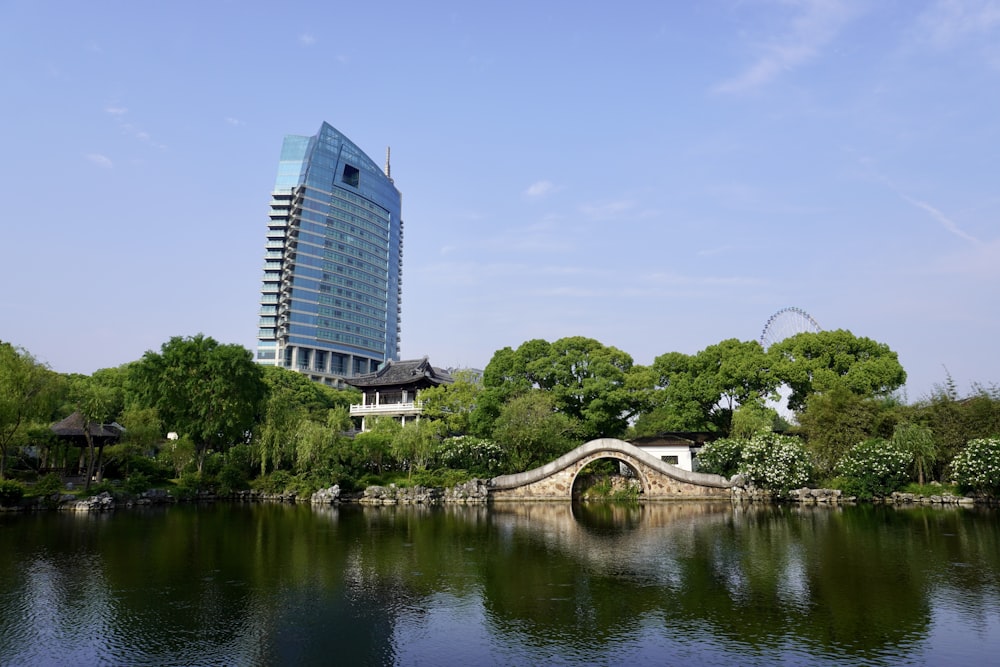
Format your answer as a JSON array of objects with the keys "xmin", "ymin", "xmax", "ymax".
[
  {"xmin": 50, "ymin": 412, "xmax": 125, "ymax": 443},
  {"xmin": 345, "ymin": 357, "xmax": 453, "ymax": 389},
  {"xmin": 629, "ymin": 433, "xmax": 718, "ymax": 447}
]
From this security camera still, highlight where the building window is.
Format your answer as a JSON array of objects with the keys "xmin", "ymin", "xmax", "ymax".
[
  {"xmin": 341, "ymin": 164, "xmax": 360, "ymax": 188},
  {"xmin": 661, "ymin": 455, "xmax": 679, "ymax": 465}
]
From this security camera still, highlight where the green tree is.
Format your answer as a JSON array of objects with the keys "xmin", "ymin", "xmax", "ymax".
[
  {"xmin": 419, "ymin": 369, "xmax": 482, "ymax": 436},
  {"xmin": 912, "ymin": 377, "xmax": 1000, "ymax": 478},
  {"xmin": 796, "ymin": 385, "xmax": 898, "ymax": 477},
  {"xmin": 769, "ymin": 329, "xmax": 906, "ymax": 412},
  {"xmin": 353, "ymin": 417, "xmax": 400, "ymax": 475},
  {"xmin": 634, "ymin": 339, "xmax": 777, "ymax": 436},
  {"xmin": 66, "ymin": 374, "xmax": 120, "ymax": 490},
  {"xmin": 490, "ymin": 391, "xmax": 578, "ymax": 473},
  {"xmin": 0, "ymin": 343, "xmax": 59, "ymax": 479},
  {"xmin": 475, "ymin": 337, "xmax": 640, "ymax": 440},
  {"xmin": 391, "ymin": 420, "xmax": 438, "ymax": 480},
  {"xmin": 130, "ymin": 335, "xmax": 266, "ymax": 474},
  {"xmin": 730, "ymin": 402, "xmax": 780, "ymax": 440},
  {"xmin": 254, "ymin": 366, "xmax": 359, "ymax": 475}
]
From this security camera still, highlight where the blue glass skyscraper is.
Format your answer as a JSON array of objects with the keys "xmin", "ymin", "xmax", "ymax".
[{"xmin": 257, "ymin": 123, "xmax": 403, "ymax": 385}]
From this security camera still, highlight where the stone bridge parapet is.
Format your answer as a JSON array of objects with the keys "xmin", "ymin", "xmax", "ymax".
[{"xmin": 489, "ymin": 438, "xmax": 737, "ymax": 501}]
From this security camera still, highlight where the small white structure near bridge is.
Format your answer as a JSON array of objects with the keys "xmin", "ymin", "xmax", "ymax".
[{"xmin": 627, "ymin": 434, "xmax": 716, "ymax": 473}]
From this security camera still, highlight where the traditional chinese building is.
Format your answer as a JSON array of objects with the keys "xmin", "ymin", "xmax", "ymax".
[{"xmin": 345, "ymin": 358, "xmax": 453, "ymax": 431}]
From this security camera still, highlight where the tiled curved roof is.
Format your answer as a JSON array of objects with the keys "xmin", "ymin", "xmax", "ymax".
[{"xmin": 345, "ymin": 357, "xmax": 453, "ymax": 388}]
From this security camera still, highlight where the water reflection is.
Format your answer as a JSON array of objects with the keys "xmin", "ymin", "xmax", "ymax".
[{"xmin": 1, "ymin": 502, "xmax": 998, "ymax": 665}]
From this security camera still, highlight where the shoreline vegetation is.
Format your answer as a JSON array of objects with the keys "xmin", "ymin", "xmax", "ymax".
[
  {"xmin": 2, "ymin": 333, "xmax": 999, "ymax": 512},
  {"xmin": 0, "ymin": 479, "xmax": 992, "ymax": 513}
]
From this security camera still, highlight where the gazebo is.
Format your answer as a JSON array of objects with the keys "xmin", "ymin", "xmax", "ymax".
[
  {"xmin": 50, "ymin": 412, "xmax": 125, "ymax": 481},
  {"xmin": 346, "ymin": 357, "xmax": 453, "ymax": 431}
]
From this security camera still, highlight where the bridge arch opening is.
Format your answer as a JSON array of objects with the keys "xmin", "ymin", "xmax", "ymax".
[{"xmin": 571, "ymin": 455, "xmax": 648, "ymax": 500}]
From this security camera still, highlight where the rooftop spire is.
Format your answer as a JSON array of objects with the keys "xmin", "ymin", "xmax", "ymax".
[{"xmin": 384, "ymin": 146, "xmax": 392, "ymax": 183}]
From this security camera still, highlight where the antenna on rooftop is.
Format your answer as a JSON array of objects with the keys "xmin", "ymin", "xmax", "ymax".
[{"xmin": 385, "ymin": 146, "xmax": 393, "ymax": 183}]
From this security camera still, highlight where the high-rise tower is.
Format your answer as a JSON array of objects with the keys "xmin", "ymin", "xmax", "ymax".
[{"xmin": 256, "ymin": 123, "xmax": 403, "ymax": 386}]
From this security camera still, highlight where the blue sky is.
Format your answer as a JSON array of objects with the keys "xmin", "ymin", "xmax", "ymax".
[{"xmin": 2, "ymin": 0, "xmax": 998, "ymax": 402}]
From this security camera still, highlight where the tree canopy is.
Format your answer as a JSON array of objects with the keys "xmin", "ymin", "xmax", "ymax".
[
  {"xmin": 633, "ymin": 339, "xmax": 777, "ymax": 436},
  {"xmin": 769, "ymin": 329, "xmax": 906, "ymax": 412},
  {"xmin": 130, "ymin": 335, "xmax": 266, "ymax": 472},
  {"xmin": 475, "ymin": 336, "xmax": 638, "ymax": 440},
  {"xmin": 0, "ymin": 342, "xmax": 59, "ymax": 479}
]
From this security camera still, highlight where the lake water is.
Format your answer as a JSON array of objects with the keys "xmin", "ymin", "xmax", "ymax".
[{"xmin": 1, "ymin": 501, "xmax": 998, "ymax": 666}]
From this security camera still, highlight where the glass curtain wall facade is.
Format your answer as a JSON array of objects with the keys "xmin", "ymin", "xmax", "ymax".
[{"xmin": 257, "ymin": 122, "xmax": 403, "ymax": 386}]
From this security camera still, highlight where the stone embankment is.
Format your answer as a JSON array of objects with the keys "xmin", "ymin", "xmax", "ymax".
[
  {"xmin": 885, "ymin": 492, "xmax": 975, "ymax": 506},
  {"xmin": 358, "ymin": 480, "xmax": 489, "ymax": 505},
  {"xmin": 739, "ymin": 487, "xmax": 981, "ymax": 505}
]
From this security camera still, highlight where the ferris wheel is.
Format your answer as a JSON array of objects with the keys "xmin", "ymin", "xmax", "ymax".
[{"xmin": 759, "ymin": 307, "xmax": 822, "ymax": 349}]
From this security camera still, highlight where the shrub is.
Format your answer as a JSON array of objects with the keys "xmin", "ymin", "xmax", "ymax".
[
  {"xmin": 124, "ymin": 472, "xmax": 152, "ymax": 495},
  {"xmin": 253, "ymin": 470, "xmax": 293, "ymax": 495},
  {"xmin": 836, "ymin": 438, "xmax": 912, "ymax": 500},
  {"xmin": 216, "ymin": 464, "xmax": 249, "ymax": 495},
  {"xmin": 172, "ymin": 472, "xmax": 203, "ymax": 500},
  {"xmin": 0, "ymin": 479, "xmax": 26, "ymax": 506},
  {"xmin": 33, "ymin": 473, "xmax": 63, "ymax": 497},
  {"xmin": 696, "ymin": 438, "xmax": 743, "ymax": 477},
  {"xmin": 950, "ymin": 437, "xmax": 1000, "ymax": 497},
  {"xmin": 738, "ymin": 434, "xmax": 812, "ymax": 496},
  {"xmin": 408, "ymin": 467, "xmax": 472, "ymax": 489}
]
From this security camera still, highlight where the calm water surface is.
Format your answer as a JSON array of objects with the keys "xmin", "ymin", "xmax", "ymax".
[{"xmin": 1, "ymin": 501, "xmax": 998, "ymax": 666}]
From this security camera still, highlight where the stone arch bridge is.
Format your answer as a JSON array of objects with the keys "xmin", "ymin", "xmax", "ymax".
[{"xmin": 489, "ymin": 438, "xmax": 737, "ymax": 501}]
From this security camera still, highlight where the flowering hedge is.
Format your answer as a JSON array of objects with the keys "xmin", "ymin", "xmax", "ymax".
[
  {"xmin": 738, "ymin": 433, "xmax": 812, "ymax": 496},
  {"xmin": 950, "ymin": 437, "xmax": 1000, "ymax": 497},
  {"xmin": 434, "ymin": 436, "xmax": 506, "ymax": 477},
  {"xmin": 835, "ymin": 438, "xmax": 912, "ymax": 499},
  {"xmin": 695, "ymin": 438, "xmax": 743, "ymax": 478}
]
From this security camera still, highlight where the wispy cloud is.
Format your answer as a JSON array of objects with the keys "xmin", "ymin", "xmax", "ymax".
[
  {"xmin": 104, "ymin": 104, "xmax": 167, "ymax": 150},
  {"xmin": 579, "ymin": 199, "xmax": 636, "ymax": 220},
  {"xmin": 714, "ymin": 0, "xmax": 860, "ymax": 94},
  {"xmin": 300, "ymin": 34, "xmax": 316, "ymax": 46},
  {"xmin": 86, "ymin": 153, "xmax": 113, "ymax": 168},
  {"xmin": 225, "ymin": 117, "xmax": 244, "ymax": 126},
  {"xmin": 901, "ymin": 195, "xmax": 983, "ymax": 245},
  {"xmin": 917, "ymin": 0, "xmax": 1000, "ymax": 48},
  {"xmin": 524, "ymin": 180, "xmax": 554, "ymax": 198}
]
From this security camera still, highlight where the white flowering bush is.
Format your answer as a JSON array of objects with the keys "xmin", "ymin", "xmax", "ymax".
[
  {"xmin": 696, "ymin": 438, "xmax": 743, "ymax": 477},
  {"xmin": 738, "ymin": 434, "xmax": 812, "ymax": 496},
  {"xmin": 434, "ymin": 436, "xmax": 506, "ymax": 476},
  {"xmin": 950, "ymin": 437, "xmax": 1000, "ymax": 497},
  {"xmin": 836, "ymin": 439, "xmax": 912, "ymax": 499}
]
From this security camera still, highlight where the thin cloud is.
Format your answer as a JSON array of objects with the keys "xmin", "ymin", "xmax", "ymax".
[
  {"xmin": 104, "ymin": 103, "xmax": 167, "ymax": 149},
  {"xmin": 901, "ymin": 195, "xmax": 983, "ymax": 245},
  {"xmin": 225, "ymin": 117, "xmax": 244, "ymax": 126},
  {"xmin": 524, "ymin": 180, "xmax": 554, "ymax": 198},
  {"xmin": 714, "ymin": 0, "xmax": 860, "ymax": 94},
  {"xmin": 300, "ymin": 34, "xmax": 316, "ymax": 46},
  {"xmin": 86, "ymin": 153, "xmax": 113, "ymax": 168},
  {"xmin": 917, "ymin": 0, "xmax": 1000, "ymax": 48},
  {"xmin": 579, "ymin": 199, "xmax": 636, "ymax": 220}
]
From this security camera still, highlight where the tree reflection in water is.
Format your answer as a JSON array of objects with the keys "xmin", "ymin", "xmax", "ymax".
[{"xmin": 0, "ymin": 502, "xmax": 998, "ymax": 665}]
